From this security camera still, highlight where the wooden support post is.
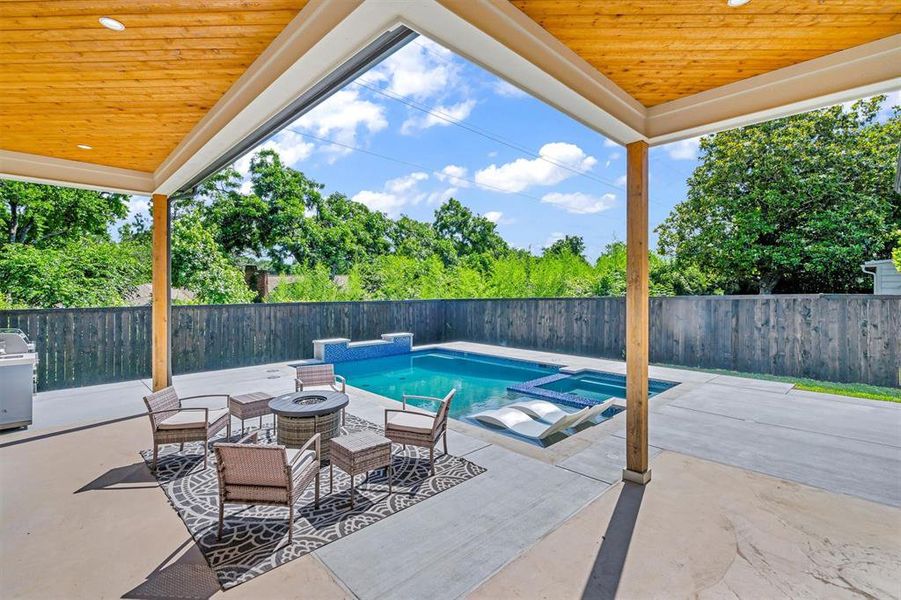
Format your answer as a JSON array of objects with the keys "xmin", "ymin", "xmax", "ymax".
[
  {"xmin": 623, "ymin": 141, "xmax": 651, "ymax": 485},
  {"xmin": 151, "ymin": 193, "xmax": 172, "ymax": 391}
]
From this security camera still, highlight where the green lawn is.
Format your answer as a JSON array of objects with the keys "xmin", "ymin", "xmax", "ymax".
[{"xmin": 657, "ymin": 365, "xmax": 901, "ymax": 403}]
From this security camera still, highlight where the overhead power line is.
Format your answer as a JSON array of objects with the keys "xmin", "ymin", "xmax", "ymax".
[
  {"xmin": 286, "ymin": 127, "xmax": 568, "ymax": 205},
  {"xmin": 350, "ymin": 77, "xmax": 626, "ymax": 194}
]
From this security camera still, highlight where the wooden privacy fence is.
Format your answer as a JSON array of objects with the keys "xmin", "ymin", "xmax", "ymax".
[{"xmin": 1, "ymin": 295, "xmax": 898, "ymax": 391}]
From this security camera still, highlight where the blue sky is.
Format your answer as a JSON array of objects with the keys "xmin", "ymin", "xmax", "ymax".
[{"xmin": 124, "ymin": 36, "xmax": 898, "ymax": 261}]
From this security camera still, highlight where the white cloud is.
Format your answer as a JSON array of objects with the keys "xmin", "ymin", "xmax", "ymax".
[
  {"xmin": 491, "ymin": 79, "xmax": 527, "ymax": 98},
  {"xmin": 385, "ymin": 171, "xmax": 428, "ymax": 194},
  {"xmin": 351, "ymin": 191, "xmax": 408, "ymax": 217},
  {"xmin": 603, "ymin": 138, "xmax": 620, "ymax": 148},
  {"xmin": 291, "ymin": 89, "xmax": 387, "ymax": 161},
  {"xmin": 127, "ymin": 195, "xmax": 150, "ymax": 218},
  {"xmin": 614, "ymin": 174, "xmax": 627, "ymax": 188},
  {"xmin": 426, "ymin": 187, "xmax": 458, "ymax": 205},
  {"xmin": 605, "ymin": 151, "xmax": 621, "ymax": 168},
  {"xmin": 352, "ymin": 172, "xmax": 429, "ymax": 217},
  {"xmin": 401, "ymin": 99, "xmax": 476, "ymax": 134},
  {"xmin": 370, "ymin": 38, "xmax": 460, "ymax": 102},
  {"xmin": 474, "ymin": 142, "xmax": 597, "ymax": 193},
  {"xmin": 434, "ymin": 164, "xmax": 470, "ymax": 188},
  {"xmin": 235, "ymin": 130, "xmax": 315, "ymax": 176},
  {"xmin": 484, "ymin": 211, "xmax": 503, "ymax": 223},
  {"xmin": 543, "ymin": 232, "xmax": 565, "ymax": 249},
  {"xmin": 665, "ymin": 138, "xmax": 700, "ymax": 160},
  {"xmin": 541, "ymin": 192, "xmax": 616, "ymax": 214}
]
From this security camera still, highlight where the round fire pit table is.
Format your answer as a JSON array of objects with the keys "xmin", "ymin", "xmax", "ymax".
[{"xmin": 269, "ymin": 391, "xmax": 349, "ymax": 463}]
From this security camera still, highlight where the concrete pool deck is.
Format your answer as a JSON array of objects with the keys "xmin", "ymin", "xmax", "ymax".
[{"xmin": 2, "ymin": 342, "xmax": 899, "ymax": 598}]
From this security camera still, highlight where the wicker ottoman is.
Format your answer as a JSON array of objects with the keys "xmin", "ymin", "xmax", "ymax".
[
  {"xmin": 228, "ymin": 392, "xmax": 274, "ymax": 435},
  {"xmin": 330, "ymin": 430, "xmax": 393, "ymax": 508}
]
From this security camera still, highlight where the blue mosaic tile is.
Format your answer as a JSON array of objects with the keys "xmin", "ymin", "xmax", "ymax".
[{"xmin": 314, "ymin": 333, "xmax": 413, "ymax": 363}]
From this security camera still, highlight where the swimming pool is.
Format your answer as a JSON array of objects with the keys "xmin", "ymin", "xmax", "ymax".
[
  {"xmin": 333, "ymin": 349, "xmax": 559, "ymax": 419},
  {"xmin": 332, "ymin": 348, "xmax": 665, "ymax": 445}
]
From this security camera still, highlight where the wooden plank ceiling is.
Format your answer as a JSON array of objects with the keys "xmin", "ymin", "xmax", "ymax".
[
  {"xmin": 509, "ymin": 0, "xmax": 901, "ymax": 107},
  {"xmin": 0, "ymin": 0, "xmax": 308, "ymax": 172}
]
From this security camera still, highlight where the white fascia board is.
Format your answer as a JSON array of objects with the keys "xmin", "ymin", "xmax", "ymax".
[
  {"xmin": 646, "ymin": 35, "xmax": 901, "ymax": 145},
  {"xmin": 152, "ymin": 0, "xmax": 383, "ymax": 195},
  {"xmin": 0, "ymin": 150, "xmax": 154, "ymax": 195}
]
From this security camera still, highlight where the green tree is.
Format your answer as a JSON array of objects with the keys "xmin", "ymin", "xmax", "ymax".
[
  {"xmin": 171, "ymin": 213, "xmax": 255, "ymax": 304},
  {"xmin": 893, "ymin": 229, "xmax": 901, "ymax": 272},
  {"xmin": 0, "ymin": 239, "xmax": 145, "ymax": 307},
  {"xmin": 1, "ymin": 180, "xmax": 128, "ymax": 246},
  {"xmin": 433, "ymin": 198, "xmax": 509, "ymax": 259},
  {"xmin": 657, "ymin": 97, "xmax": 900, "ymax": 294},
  {"xmin": 543, "ymin": 235, "xmax": 587, "ymax": 261}
]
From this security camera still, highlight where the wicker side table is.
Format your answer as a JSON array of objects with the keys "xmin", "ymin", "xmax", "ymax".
[
  {"xmin": 330, "ymin": 430, "xmax": 393, "ymax": 508},
  {"xmin": 228, "ymin": 391, "xmax": 274, "ymax": 435}
]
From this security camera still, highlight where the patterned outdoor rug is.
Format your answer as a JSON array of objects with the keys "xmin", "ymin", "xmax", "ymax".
[{"xmin": 140, "ymin": 415, "xmax": 486, "ymax": 589}]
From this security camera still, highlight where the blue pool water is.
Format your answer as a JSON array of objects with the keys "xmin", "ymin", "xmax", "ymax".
[{"xmin": 333, "ymin": 349, "xmax": 559, "ymax": 419}]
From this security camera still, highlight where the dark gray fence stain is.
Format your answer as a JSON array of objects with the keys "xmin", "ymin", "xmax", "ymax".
[{"xmin": 2, "ymin": 295, "xmax": 898, "ymax": 391}]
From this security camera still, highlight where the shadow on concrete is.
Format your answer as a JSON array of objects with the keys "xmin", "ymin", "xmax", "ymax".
[
  {"xmin": 75, "ymin": 462, "xmax": 157, "ymax": 493},
  {"xmin": 581, "ymin": 482, "xmax": 646, "ymax": 600},
  {"xmin": 122, "ymin": 538, "xmax": 221, "ymax": 600},
  {"xmin": 0, "ymin": 414, "xmax": 142, "ymax": 449}
]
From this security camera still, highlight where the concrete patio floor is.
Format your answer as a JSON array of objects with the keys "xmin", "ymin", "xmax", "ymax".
[{"xmin": 2, "ymin": 342, "xmax": 899, "ymax": 599}]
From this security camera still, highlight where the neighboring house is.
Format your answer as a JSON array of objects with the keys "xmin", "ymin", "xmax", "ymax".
[
  {"xmin": 861, "ymin": 259, "xmax": 901, "ymax": 295},
  {"xmin": 244, "ymin": 266, "xmax": 348, "ymax": 301},
  {"xmin": 244, "ymin": 266, "xmax": 303, "ymax": 301},
  {"xmin": 126, "ymin": 283, "xmax": 196, "ymax": 306}
]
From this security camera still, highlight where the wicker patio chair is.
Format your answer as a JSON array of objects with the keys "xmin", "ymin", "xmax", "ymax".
[
  {"xmin": 295, "ymin": 363, "xmax": 347, "ymax": 424},
  {"xmin": 214, "ymin": 431, "xmax": 321, "ymax": 543},
  {"xmin": 384, "ymin": 389, "xmax": 455, "ymax": 476},
  {"xmin": 143, "ymin": 386, "xmax": 231, "ymax": 471}
]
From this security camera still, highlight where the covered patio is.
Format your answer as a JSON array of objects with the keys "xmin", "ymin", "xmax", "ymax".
[
  {"xmin": 3, "ymin": 343, "xmax": 900, "ymax": 598},
  {"xmin": 1, "ymin": 1, "xmax": 900, "ymax": 598}
]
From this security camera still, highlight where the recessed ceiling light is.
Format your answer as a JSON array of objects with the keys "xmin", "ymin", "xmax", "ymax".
[
  {"xmin": 99, "ymin": 17, "xmax": 125, "ymax": 31},
  {"xmin": 77, "ymin": 144, "xmax": 93, "ymax": 150},
  {"xmin": 727, "ymin": 0, "xmax": 751, "ymax": 6}
]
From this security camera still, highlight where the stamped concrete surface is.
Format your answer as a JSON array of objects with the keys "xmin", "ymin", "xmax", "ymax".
[{"xmin": 471, "ymin": 451, "xmax": 901, "ymax": 600}]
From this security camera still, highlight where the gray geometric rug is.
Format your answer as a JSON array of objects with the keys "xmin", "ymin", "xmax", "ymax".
[{"xmin": 140, "ymin": 415, "xmax": 486, "ymax": 590}]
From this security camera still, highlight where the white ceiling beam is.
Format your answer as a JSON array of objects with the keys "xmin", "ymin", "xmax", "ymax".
[
  {"xmin": 0, "ymin": 150, "xmax": 154, "ymax": 195},
  {"xmin": 645, "ymin": 35, "xmax": 901, "ymax": 145}
]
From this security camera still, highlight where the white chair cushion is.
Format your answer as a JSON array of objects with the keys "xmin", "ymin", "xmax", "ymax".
[
  {"xmin": 386, "ymin": 411, "xmax": 434, "ymax": 435},
  {"xmin": 286, "ymin": 449, "xmax": 317, "ymax": 473},
  {"xmin": 158, "ymin": 407, "xmax": 229, "ymax": 430}
]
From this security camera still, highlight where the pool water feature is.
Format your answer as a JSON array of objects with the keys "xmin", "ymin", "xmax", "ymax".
[{"xmin": 333, "ymin": 349, "xmax": 559, "ymax": 419}]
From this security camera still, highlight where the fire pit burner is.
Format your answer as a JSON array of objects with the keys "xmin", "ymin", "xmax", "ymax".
[{"xmin": 292, "ymin": 394, "xmax": 327, "ymax": 406}]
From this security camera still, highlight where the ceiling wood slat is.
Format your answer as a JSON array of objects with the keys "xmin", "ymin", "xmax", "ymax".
[
  {"xmin": 509, "ymin": 0, "xmax": 901, "ymax": 106},
  {"xmin": 0, "ymin": 0, "xmax": 308, "ymax": 171}
]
